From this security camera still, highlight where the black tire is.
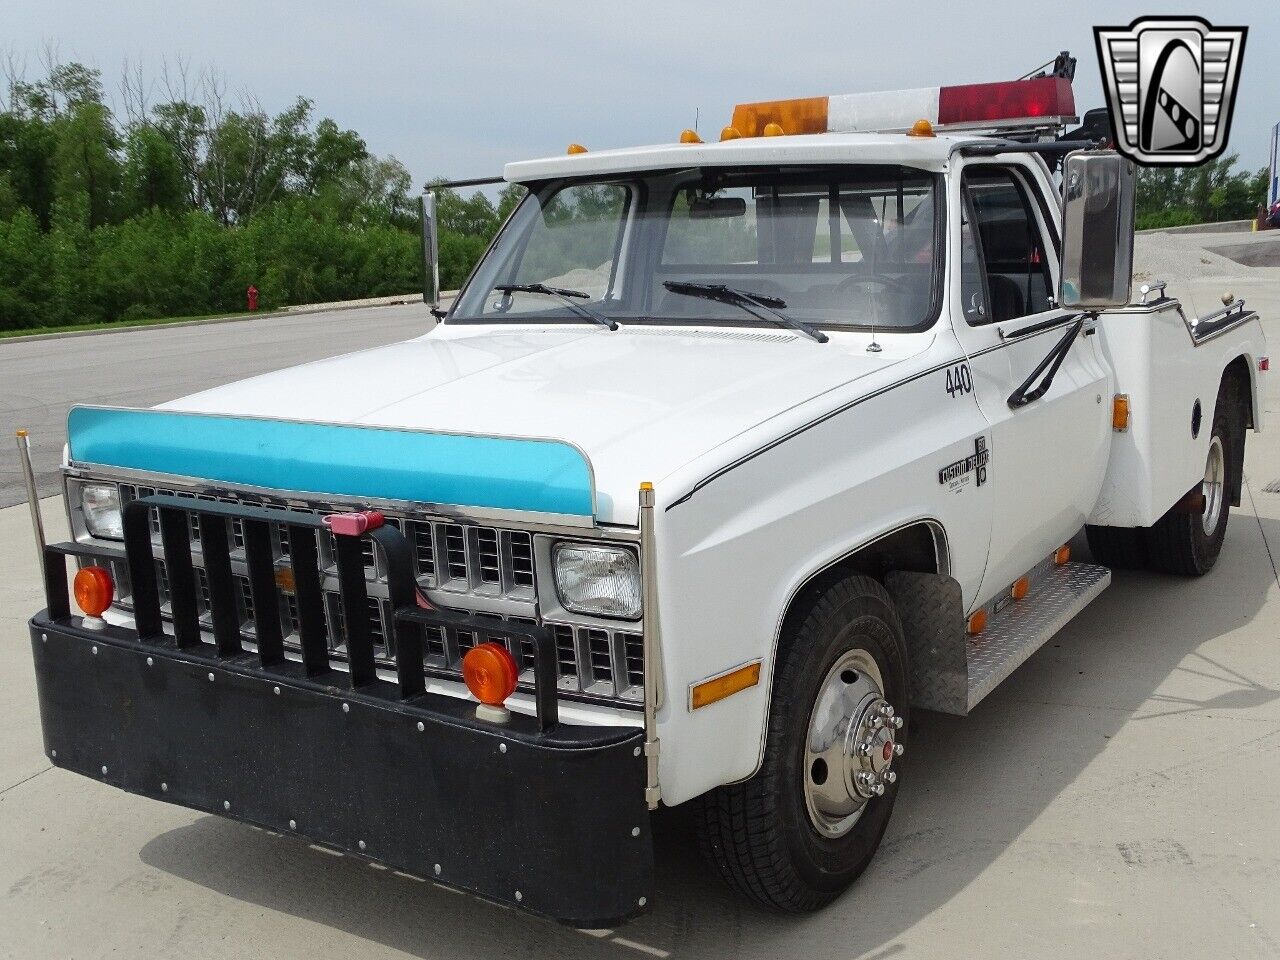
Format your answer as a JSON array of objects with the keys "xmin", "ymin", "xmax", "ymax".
[
  {"xmin": 1146, "ymin": 379, "xmax": 1240, "ymax": 576},
  {"xmin": 1084, "ymin": 524, "xmax": 1149, "ymax": 569},
  {"xmin": 696, "ymin": 574, "xmax": 909, "ymax": 912}
]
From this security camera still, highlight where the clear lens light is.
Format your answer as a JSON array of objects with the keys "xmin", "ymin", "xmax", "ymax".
[
  {"xmin": 553, "ymin": 543, "xmax": 641, "ymax": 620},
  {"xmin": 81, "ymin": 483, "xmax": 123, "ymax": 540}
]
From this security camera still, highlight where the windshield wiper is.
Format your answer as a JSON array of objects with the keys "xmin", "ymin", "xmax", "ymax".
[
  {"xmin": 661, "ymin": 281, "xmax": 828, "ymax": 343},
  {"xmin": 493, "ymin": 283, "xmax": 618, "ymax": 330}
]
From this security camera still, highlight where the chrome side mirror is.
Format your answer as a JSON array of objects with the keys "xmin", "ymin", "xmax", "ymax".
[
  {"xmin": 1059, "ymin": 151, "xmax": 1136, "ymax": 309},
  {"xmin": 421, "ymin": 190, "xmax": 440, "ymax": 308}
]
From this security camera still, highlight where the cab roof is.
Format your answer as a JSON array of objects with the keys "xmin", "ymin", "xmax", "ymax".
[{"xmin": 503, "ymin": 132, "xmax": 981, "ymax": 183}]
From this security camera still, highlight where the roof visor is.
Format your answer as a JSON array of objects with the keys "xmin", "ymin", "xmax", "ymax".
[{"xmin": 730, "ymin": 76, "xmax": 1076, "ymax": 137}]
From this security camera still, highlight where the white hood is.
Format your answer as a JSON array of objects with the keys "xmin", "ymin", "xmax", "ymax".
[{"xmin": 162, "ymin": 324, "xmax": 920, "ymax": 523}]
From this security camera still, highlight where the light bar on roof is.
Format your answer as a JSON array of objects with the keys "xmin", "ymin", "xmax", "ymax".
[{"xmin": 730, "ymin": 76, "xmax": 1076, "ymax": 137}]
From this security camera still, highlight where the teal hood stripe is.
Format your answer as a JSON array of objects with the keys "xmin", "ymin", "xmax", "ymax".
[{"xmin": 67, "ymin": 407, "xmax": 594, "ymax": 518}]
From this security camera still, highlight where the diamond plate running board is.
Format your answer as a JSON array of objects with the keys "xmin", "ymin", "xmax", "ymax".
[{"xmin": 967, "ymin": 561, "xmax": 1111, "ymax": 710}]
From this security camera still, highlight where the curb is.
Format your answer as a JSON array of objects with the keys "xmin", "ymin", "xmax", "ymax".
[{"xmin": 0, "ymin": 293, "xmax": 451, "ymax": 346}]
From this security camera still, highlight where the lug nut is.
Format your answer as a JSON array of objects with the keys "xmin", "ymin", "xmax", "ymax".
[
  {"xmin": 872, "ymin": 782, "xmax": 885, "ymax": 796},
  {"xmin": 892, "ymin": 716, "xmax": 904, "ymax": 730},
  {"xmin": 894, "ymin": 743, "xmax": 905, "ymax": 756},
  {"xmin": 884, "ymin": 771, "xmax": 897, "ymax": 784},
  {"xmin": 881, "ymin": 704, "xmax": 894, "ymax": 718},
  {"xmin": 858, "ymin": 742, "xmax": 872, "ymax": 757}
]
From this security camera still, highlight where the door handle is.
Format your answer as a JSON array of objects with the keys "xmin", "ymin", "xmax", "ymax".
[{"xmin": 1007, "ymin": 316, "xmax": 1086, "ymax": 409}]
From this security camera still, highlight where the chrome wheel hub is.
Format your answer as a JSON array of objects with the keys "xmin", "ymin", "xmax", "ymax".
[
  {"xmin": 803, "ymin": 650, "xmax": 903, "ymax": 838},
  {"xmin": 1202, "ymin": 435, "xmax": 1225, "ymax": 535}
]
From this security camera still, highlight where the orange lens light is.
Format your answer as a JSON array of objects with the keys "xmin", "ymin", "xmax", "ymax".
[
  {"xmin": 967, "ymin": 609, "xmax": 987, "ymax": 635},
  {"xmin": 679, "ymin": 128, "xmax": 703, "ymax": 144},
  {"xmin": 730, "ymin": 96, "xmax": 828, "ymax": 138},
  {"xmin": 690, "ymin": 661, "xmax": 761, "ymax": 710},
  {"xmin": 462, "ymin": 642, "xmax": 519, "ymax": 706},
  {"xmin": 566, "ymin": 143, "xmax": 588, "ymax": 155},
  {"xmin": 73, "ymin": 566, "xmax": 114, "ymax": 618},
  {"xmin": 762, "ymin": 121, "xmax": 786, "ymax": 137},
  {"xmin": 1112, "ymin": 394, "xmax": 1130, "ymax": 431},
  {"xmin": 1011, "ymin": 576, "xmax": 1030, "ymax": 601},
  {"xmin": 907, "ymin": 118, "xmax": 936, "ymax": 138},
  {"xmin": 720, "ymin": 125, "xmax": 742, "ymax": 141},
  {"xmin": 1054, "ymin": 545, "xmax": 1071, "ymax": 566}
]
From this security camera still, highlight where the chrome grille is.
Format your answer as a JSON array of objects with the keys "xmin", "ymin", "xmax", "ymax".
[{"xmin": 99, "ymin": 480, "xmax": 642, "ymax": 705}]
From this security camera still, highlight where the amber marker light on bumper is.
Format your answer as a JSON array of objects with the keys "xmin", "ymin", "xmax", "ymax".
[
  {"xmin": 463, "ymin": 642, "xmax": 520, "ymax": 723},
  {"xmin": 73, "ymin": 566, "xmax": 114, "ymax": 629}
]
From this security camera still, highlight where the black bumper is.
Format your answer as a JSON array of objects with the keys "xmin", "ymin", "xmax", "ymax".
[
  {"xmin": 29, "ymin": 495, "xmax": 653, "ymax": 927},
  {"xmin": 30, "ymin": 614, "xmax": 652, "ymax": 927}
]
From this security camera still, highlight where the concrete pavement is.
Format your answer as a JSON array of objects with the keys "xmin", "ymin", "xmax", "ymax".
[{"xmin": 0, "ymin": 301, "xmax": 436, "ymax": 509}]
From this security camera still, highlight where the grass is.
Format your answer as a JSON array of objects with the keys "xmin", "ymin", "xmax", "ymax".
[{"xmin": 0, "ymin": 308, "xmax": 284, "ymax": 341}]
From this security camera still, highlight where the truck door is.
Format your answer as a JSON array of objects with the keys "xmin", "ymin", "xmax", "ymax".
[{"xmin": 951, "ymin": 160, "xmax": 1112, "ymax": 604}]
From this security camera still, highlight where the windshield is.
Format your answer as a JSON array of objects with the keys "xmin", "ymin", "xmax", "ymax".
[{"xmin": 450, "ymin": 165, "xmax": 941, "ymax": 332}]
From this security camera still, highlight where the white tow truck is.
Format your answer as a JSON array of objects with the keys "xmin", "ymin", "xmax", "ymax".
[{"xmin": 24, "ymin": 63, "xmax": 1268, "ymax": 925}]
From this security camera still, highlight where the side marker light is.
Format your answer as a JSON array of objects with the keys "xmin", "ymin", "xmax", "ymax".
[
  {"xmin": 1112, "ymin": 394, "xmax": 1130, "ymax": 432},
  {"xmin": 762, "ymin": 122, "xmax": 786, "ymax": 137},
  {"xmin": 720, "ymin": 125, "xmax": 742, "ymax": 141},
  {"xmin": 691, "ymin": 661, "xmax": 761, "ymax": 710},
  {"xmin": 679, "ymin": 128, "xmax": 703, "ymax": 144},
  {"xmin": 907, "ymin": 118, "xmax": 935, "ymax": 138},
  {"xmin": 967, "ymin": 609, "xmax": 987, "ymax": 636},
  {"xmin": 1011, "ymin": 576, "xmax": 1030, "ymax": 601},
  {"xmin": 1054, "ymin": 545, "xmax": 1071, "ymax": 566},
  {"xmin": 566, "ymin": 143, "xmax": 588, "ymax": 155}
]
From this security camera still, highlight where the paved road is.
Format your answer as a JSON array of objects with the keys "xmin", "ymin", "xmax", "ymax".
[{"xmin": 0, "ymin": 302, "xmax": 435, "ymax": 509}]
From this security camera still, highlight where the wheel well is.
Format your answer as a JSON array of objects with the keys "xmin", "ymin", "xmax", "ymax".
[
  {"xmin": 1222, "ymin": 355, "xmax": 1255, "ymax": 430},
  {"xmin": 779, "ymin": 522, "xmax": 946, "ymax": 641}
]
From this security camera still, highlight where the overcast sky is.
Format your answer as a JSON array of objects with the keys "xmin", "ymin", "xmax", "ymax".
[{"xmin": 7, "ymin": 1, "xmax": 1277, "ymax": 189}]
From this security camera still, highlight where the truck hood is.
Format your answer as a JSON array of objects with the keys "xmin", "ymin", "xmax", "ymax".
[{"xmin": 161, "ymin": 324, "xmax": 923, "ymax": 523}]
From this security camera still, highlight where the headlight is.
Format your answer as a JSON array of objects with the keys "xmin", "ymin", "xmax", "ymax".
[
  {"xmin": 80, "ymin": 483, "xmax": 123, "ymax": 540},
  {"xmin": 552, "ymin": 543, "xmax": 641, "ymax": 620}
]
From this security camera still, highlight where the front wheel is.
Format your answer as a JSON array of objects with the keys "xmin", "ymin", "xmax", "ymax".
[{"xmin": 697, "ymin": 575, "xmax": 908, "ymax": 912}]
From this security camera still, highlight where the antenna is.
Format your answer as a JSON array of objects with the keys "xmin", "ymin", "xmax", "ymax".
[{"xmin": 695, "ymin": 107, "xmax": 700, "ymax": 133}]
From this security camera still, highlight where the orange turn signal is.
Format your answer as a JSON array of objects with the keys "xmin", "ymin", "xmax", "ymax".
[
  {"xmin": 691, "ymin": 661, "xmax": 761, "ymax": 710},
  {"xmin": 74, "ymin": 566, "xmax": 114, "ymax": 618},
  {"xmin": 967, "ymin": 609, "xmax": 987, "ymax": 636},
  {"xmin": 566, "ymin": 143, "xmax": 588, "ymax": 155},
  {"xmin": 462, "ymin": 642, "xmax": 519, "ymax": 706},
  {"xmin": 679, "ymin": 128, "xmax": 703, "ymax": 144},
  {"xmin": 1011, "ymin": 576, "xmax": 1030, "ymax": 601},
  {"xmin": 1112, "ymin": 394, "xmax": 1130, "ymax": 431},
  {"xmin": 1054, "ymin": 545, "xmax": 1071, "ymax": 566}
]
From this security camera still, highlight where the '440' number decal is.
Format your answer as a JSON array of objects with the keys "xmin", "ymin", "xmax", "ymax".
[{"xmin": 945, "ymin": 362, "xmax": 973, "ymax": 398}]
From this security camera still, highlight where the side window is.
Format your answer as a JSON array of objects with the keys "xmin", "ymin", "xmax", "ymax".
[
  {"xmin": 961, "ymin": 168, "xmax": 1055, "ymax": 324},
  {"xmin": 960, "ymin": 194, "xmax": 989, "ymax": 324}
]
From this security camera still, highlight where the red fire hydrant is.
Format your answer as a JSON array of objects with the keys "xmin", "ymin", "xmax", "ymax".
[{"xmin": 247, "ymin": 285, "xmax": 259, "ymax": 311}]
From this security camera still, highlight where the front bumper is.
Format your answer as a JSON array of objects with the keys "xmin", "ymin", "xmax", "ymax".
[
  {"xmin": 28, "ymin": 494, "xmax": 653, "ymax": 927},
  {"xmin": 30, "ymin": 614, "xmax": 652, "ymax": 927}
]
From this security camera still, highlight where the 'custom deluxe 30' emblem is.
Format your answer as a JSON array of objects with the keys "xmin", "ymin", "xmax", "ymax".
[{"xmin": 939, "ymin": 437, "xmax": 989, "ymax": 490}]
